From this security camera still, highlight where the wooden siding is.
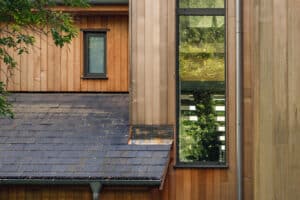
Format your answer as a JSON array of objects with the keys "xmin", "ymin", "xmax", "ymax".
[
  {"xmin": 51, "ymin": 5, "xmax": 128, "ymax": 15},
  {"xmin": 0, "ymin": 186, "xmax": 155, "ymax": 200},
  {"xmin": 252, "ymin": 0, "xmax": 300, "ymax": 199},
  {"xmin": 129, "ymin": 0, "xmax": 254, "ymax": 199},
  {"xmin": 243, "ymin": 0, "xmax": 254, "ymax": 199},
  {"xmin": 130, "ymin": 0, "xmax": 176, "ymax": 125},
  {"xmin": 0, "ymin": 15, "xmax": 129, "ymax": 92},
  {"xmin": 157, "ymin": 0, "xmax": 240, "ymax": 197}
]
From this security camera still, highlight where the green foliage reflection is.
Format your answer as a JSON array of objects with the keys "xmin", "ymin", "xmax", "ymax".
[
  {"xmin": 179, "ymin": 0, "xmax": 224, "ymax": 8},
  {"xmin": 179, "ymin": 16, "xmax": 226, "ymax": 164},
  {"xmin": 180, "ymin": 91, "xmax": 221, "ymax": 162},
  {"xmin": 179, "ymin": 16, "xmax": 225, "ymax": 81}
]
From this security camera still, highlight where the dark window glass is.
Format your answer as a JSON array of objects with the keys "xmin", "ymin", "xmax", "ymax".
[
  {"xmin": 178, "ymin": 15, "xmax": 226, "ymax": 165},
  {"xmin": 179, "ymin": 0, "xmax": 224, "ymax": 8},
  {"xmin": 84, "ymin": 32, "xmax": 106, "ymax": 78}
]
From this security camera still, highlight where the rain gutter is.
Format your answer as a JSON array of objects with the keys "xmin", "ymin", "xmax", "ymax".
[{"xmin": 0, "ymin": 178, "xmax": 161, "ymax": 200}]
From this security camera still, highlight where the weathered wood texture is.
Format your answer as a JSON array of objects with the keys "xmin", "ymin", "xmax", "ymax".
[
  {"xmin": 243, "ymin": 0, "xmax": 254, "ymax": 199},
  {"xmin": 0, "ymin": 15, "xmax": 129, "ymax": 92},
  {"xmin": 157, "ymin": 0, "xmax": 239, "ymax": 197},
  {"xmin": 51, "ymin": 5, "xmax": 128, "ymax": 15},
  {"xmin": 130, "ymin": 0, "xmax": 176, "ymax": 125},
  {"xmin": 252, "ymin": 0, "xmax": 300, "ymax": 199},
  {"xmin": 0, "ymin": 186, "xmax": 154, "ymax": 200},
  {"xmin": 129, "ymin": 0, "xmax": 246, "ymax": 199}
]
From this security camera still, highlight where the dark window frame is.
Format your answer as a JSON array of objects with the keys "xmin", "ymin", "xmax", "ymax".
[
  {"xmin": 83, "ymin": 30, "xmax": 108, "ymax": 79},
  {"xmin": 175, "ymin": 0, "xmax": 228, "ymax": 168}
]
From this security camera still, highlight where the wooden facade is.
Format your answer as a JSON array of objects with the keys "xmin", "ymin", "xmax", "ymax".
[
  {"xmin": 0, "ymin": 186, "xmax": 158, "ymax": 200},
  {"xmin": 130, "ymin": 0, "xmax": 176, "ymax": 125},
  {"xmin": 0, "ymin": 15, "xmax": 129, "ymax": 92},
  {"xmin": 2, "ymin": 0, "xmax": 300, "ymax": 199},
  {"xmin": 130, "ymin": 0, "xmax": 246, "ymax": 199},
  {"xmin": 251, "ymin": 0, "xmax": 300, "ymax": 199}
]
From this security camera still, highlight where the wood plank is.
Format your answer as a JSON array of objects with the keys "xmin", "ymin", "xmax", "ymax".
[
  {"xmin": 67, "ymin": 41, "xmax": 74, "ymax": 91},
  {"xmin": 175, "ymin": 170, "xmax": 184, "ymax": 200},
  {"xmin": 12, "ymin": 46, "xmax": 21, "ymax": 91},
  {"xmin": 107, "ymin": 16, "xmax": 115, "ymax": 91},
  {"xmin": 167, "ymin": 0, "xmax": 176, "ymax": 124},
  {"xmin": 272, "ymin": 0, "xmax": 288, "ymax": 199},
  {"xmin": 26, "ymin": 31, "xmax": 35, "ymax": 91},
  {"xmin": 60, "ymin": 39, "xmax": 68, "ymax": 91},
  {"xmin": 287, "ymin": 0, "xmax": 300, "ymax": 199},
  {"xmin": 86, "ymin": 16, "xmax": 97, "ymax": 92},
  {"xmin": 97, "ymin": 15, "xmax": 105, "ymax": 91},
  {"xmin": 135, "ymin": 0, "xmax": 146, "ymax": 124},
  {"xmin": 144, "ymin": 0, "xmax": 153, "ymax": 124},
  {"xmin": 130, "ymin": 0, "xmax": 138, "ymax": 123},
  {"xmin": 51, "ymin": 5, "xmax": 128, "ymax": 14},
  {"xmin": 243, "ymin": 0, "xmax": 254, "ymax": 198},
  {"xmin": 73, "ymin": 18, "xmax": 81, "ymax": 91},
  {"xmin": 8, "ymin": 187, "xmax": 17, "ymax": 200},
  {"xmin": 53, "ymin": 37, "xmax": 61, "ymax": 91},
  {"xmin": 80, "ymin": 16, "xmax": 88, "ymax": 92},
  {"xmin": 120, "ymin": 16, "xmax": 129, "ymax": 91},
  {"xmin": 159, "ymin": 0, "xmax": 168, "ymax": 124},
  {"xmin": 152, "ymin": 0, "xmax": 160, "ymax": 125},
  {"xmin": 20, "ymin": 30, "xmax": 29, "ymax": 91},
  {"xmin": 47, "ymin": 29, "xmax": 55, "ymax": 91},
  {"xmin": 255, "ymin": 0, "xmax": 274, "ymax": 199},
  {"xmin": 41, "ymin": 187, "xmax": 50, "ymax": 200},
  {"xmin": 6, "ymin": 46, "xmax": 15, "ymax": 91},
  {"xmin": 40, "ymin": 28, "xmax": 48, "ymax": 91},
  {"xmin": 114, "ymin": 16, "xmax": 122, "ymax": 91},
  {"xmin": 33, "ymin": 31, "xmax": 41, "ymax": 91}
]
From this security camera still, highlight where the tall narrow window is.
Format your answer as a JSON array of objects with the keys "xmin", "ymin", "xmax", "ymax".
[
  {"xmin": 176, "ymin": 0, "xmax": 226, "ymax": 167},
  {"xmin": 84, "ymin": 31, "xmax": 107, "ymax": 78}
]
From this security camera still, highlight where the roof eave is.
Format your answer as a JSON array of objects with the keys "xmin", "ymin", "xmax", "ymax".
[{"xmin": 0, "ymin": 178, "xmax": 161, "ymax": 187}]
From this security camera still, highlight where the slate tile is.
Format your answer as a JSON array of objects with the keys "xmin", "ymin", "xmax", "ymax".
[{"xmin": 0, "ymin": 93, "xmax": 170, "ymax": 181}]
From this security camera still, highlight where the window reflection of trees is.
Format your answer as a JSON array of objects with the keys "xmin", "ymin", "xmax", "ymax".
[{"xmin": 179, "ymin": 15, "xmax": 226, "ymax": 164}]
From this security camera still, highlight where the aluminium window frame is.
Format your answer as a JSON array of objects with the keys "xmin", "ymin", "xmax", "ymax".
[
  {"xmin": 83, "ymin": 30, "xmax": 108, "ymax": 79},
  {"xmin": 175, "ymin": 0, "xmax": 228, "ymax": 168}
]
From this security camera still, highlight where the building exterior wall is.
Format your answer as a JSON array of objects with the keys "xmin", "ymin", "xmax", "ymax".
[
  {"xmin": 0, "ymin": 15, "xmax": 129, "ymax": 92},
  {"xmin": 5, "ymin": 0, "xmax": 300, "ymax": 199},
  {"xmin": 0, "ymin": 186, "xmax": 157, "ymax": 200},
  {"xmin": 251, "ymin": 0, "xmax": 300, "ymax": 199},
  {"xmin": 129, "ymin": 0, "xmax": 255, "ymax": 199},
  {"xmin": 130, "ymin": 0, "xmax": 176, "ymax": 125}
]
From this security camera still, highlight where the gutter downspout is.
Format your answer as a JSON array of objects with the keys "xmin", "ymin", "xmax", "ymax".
[
  {"xmin": 0, "ymin": 179, "xmax": 161, "ymax": 200},
  {"xmin": 236, "ymin": 0, "xmax": 243, "ymax": 199},
  {"xmin": 90, "ymin": 182, "xmax": 102, "ymax": 200}
]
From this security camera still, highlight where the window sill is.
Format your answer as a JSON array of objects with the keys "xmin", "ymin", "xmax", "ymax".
[
  {"xmin": 173, "ymin": 163, "xmax": 228, "ymax": 169},
  {"xmin": 81, "ymin": 75, "xmax": 108, "ymax": 80}
]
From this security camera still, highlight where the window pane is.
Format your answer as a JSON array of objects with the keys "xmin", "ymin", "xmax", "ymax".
[
  {"xmin": 179, "ymin": 16, "xmax": 226, "ymax": 164},
  {"xmin": 88, "ymin": 35, "xmax": 105, "ymax": 74},
  {"xmin": 179, "ymin": 0, "xmax": 224, "ymax": 8}
]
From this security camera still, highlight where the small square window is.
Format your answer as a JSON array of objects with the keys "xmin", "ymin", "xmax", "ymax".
[{"xmin": 83, "ymin": 31, "xmax": 107, "ymax": 79}]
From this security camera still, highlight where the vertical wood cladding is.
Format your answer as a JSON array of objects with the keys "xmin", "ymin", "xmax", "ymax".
[
  {"xmin": 0, "ymin": 186, "xmax": 154, "ymax": 200},
  {"xmin": 130, "ymin": 0, "xmax": 243, "ymax": 199},
  {"xmin": 0, "ymin": 15, "xmax": 129, "ymax": 92},
  {"xmin": 0, "ymin": 0, "xmax": 263, "ymax": 199},
  {"xmin": 252, "ymin": 0, "xmax": 300, "ymax": 199},
  {"xmin": 130, "ymin": 0, "xmax": 176, "ymax": 125}
]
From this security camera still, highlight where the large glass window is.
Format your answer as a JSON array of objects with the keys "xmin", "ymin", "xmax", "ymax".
[
  {"xmin": 179, "ymin": 0, "xmax": 224, "ymax": 8},
  {"xmin": 84, "ymin": 32, "xmax": 107, "ymax": 78},
  {"xmin": 177, "ymin": 1, "xmax": 226, "ymax": 167}
]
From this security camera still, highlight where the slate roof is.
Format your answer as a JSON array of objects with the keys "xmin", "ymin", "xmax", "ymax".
[{"xmin": 0, "ymin": 93, "xmax": 171, "ymax": 182}]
